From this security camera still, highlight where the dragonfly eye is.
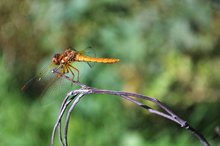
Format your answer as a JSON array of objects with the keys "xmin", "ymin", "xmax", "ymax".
[{"xmin": 52, "ymin": 54, "xmax": 61, "ymax": 65}]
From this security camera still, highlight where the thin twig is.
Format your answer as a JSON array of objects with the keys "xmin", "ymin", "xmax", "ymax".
[
  {"xmin": 57, "ymin": 92, "xmax": 74, "ymax": 146},
  {"xmin": 50, "ymin": 93, "xmax": 76, "ymax": 146},
  {"xmin": 50, "ymin": 70, "xmax": 210, "ymax": 146},
  {"xmin": 64, "ymin": 93, "xmax": 84, "ymax": 146}
]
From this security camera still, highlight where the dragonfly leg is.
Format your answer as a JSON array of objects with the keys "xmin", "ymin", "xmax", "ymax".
[
  {"xmin": 54, "ymin": 65, "xmax": 68, "ymax": 78},
  {"xmin": 66, "ymin": 65, "xmax": 76, "ymax": 81},
  {"xmin": 68, "ymin": 64, "xmax": 80, "ymax": 81},
  {"xmin": 63, "ymin": 66, "xmax": 69, "ymax": 74},
  {"xmin": 56, "ymin": 66, "xmax": 67, "ymax": 78}
]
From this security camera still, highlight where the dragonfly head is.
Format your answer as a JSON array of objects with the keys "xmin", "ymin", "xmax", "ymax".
[{"xmin": 52, "ymin": 53, "xmax": 61, "ymax": 65}]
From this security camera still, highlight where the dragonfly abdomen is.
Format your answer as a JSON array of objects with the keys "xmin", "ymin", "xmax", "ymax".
[{"xmin": 75, "ymin": 54, "xmax": 119, "ymax": 63}]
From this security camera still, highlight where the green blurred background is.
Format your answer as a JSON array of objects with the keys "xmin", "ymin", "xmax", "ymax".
[{"xmin": 0, "ymin": 0, "xmax": 220, "ymax": 146}]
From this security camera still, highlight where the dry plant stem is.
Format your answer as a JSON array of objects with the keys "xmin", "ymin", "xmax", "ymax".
[
  {"xmin": 50, "ymin": 94, "xmax": 75, "ymax": 146},
  {"xmin": 117, "ymin": 95, "xmax": 209, "ymax": 146},
  {"xmin": 64, "ymin": 93, "xmax": 84, "ymax": 146},
  {"xmin": 56, "ymin": 91, "xmax": 82, "ymax": 146},
  {"xmin": 93, "ymin": 89, "xmax": 187, "ymax": 126},
  {"xmin": 57, "ymin": 123, "xmax": 63, "ymax": 146},
  {"xmin": 50, "ymin": 69, "xmax": 210, "ymax": 146},
  {"xmin": 57, "ymin": 94, "xmax": 72, "ymax": 146}
]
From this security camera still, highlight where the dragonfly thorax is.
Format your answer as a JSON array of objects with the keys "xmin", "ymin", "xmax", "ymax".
[{"xmin": 52, "ymin": 52, "xmax": 74, "ymax": 66}]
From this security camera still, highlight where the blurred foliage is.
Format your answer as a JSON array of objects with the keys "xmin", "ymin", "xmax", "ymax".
[{"xmin": 0, "ymin": 0, "xmax": 220, "ymax": 146}]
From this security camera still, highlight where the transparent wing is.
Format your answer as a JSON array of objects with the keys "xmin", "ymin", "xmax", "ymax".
[
  {"xmin": 78, "ymin": 46, "xmax": 96, "ymax": 68},
  {"xmin": 21, "ymin": 63, "xmax": 57, "ymax": 91}
]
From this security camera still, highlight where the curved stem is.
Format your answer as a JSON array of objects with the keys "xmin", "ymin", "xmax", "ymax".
[
  {"xmin": 64, "ymin": 93, "xmax": 84, "ymax": 146},
  {"xmin": 50, "ymin": 92, "xmax": 77, "ymax": 146},
  {"xmin": 50, "ymin": 70, "xmax": 210, "ymax": 146}
]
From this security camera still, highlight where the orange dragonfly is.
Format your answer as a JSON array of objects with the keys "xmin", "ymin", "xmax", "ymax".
[
  {"xmin": 22, "ymin": 47, "xmax": 119, "ymax": 90},
  {"xmin": 52, "ymin": 47, "xmax": 120, "ymax": 81}
]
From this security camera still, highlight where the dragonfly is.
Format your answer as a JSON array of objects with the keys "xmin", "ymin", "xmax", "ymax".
[
  {"xmin": 52, "ymin": 47, "xmax": 120, "ymax": 80},
  {"xmin": 22, "ymin": 47, "xmax": 120, "ymax": 90}
]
